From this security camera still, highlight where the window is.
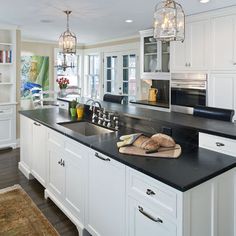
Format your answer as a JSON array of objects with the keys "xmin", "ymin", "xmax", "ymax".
[
  {"xmin": 86, "ymin": 55, "xmax": 100, "ymax": 98},
  {"xmin": 54, "ymin": 51, "xmax": 81, "ymax": 95}
]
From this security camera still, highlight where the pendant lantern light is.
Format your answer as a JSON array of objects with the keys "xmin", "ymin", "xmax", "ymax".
[
  {"xmin": 153, "ymin": 0, "xmax": 185, "ymax": 42},
  {"xmin": 59, "ymin": 10, "xmax": 77, "ymax": 54}
]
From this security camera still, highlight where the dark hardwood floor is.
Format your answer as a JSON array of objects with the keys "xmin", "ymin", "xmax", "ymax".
[{"xmin": 0, "ymin": 148, "xmax": 78, "ymax": 236}]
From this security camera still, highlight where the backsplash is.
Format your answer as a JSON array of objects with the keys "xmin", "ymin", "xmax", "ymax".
[{"xmin": 152, "ymin": 80, "xmax": 169, "ymax": 104}]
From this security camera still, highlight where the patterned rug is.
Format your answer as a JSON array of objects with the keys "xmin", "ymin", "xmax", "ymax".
[{"xmin": 0, "ymin": 185, "xmax": 59, "ymax": 236}]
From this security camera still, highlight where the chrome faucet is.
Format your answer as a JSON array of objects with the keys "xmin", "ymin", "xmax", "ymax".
[
  {"xmin": 88, "ymin": 100, "xmax": 102, "ymax": 123},
  {"xmin": 91, "ymin": 101, "xmax": 102, "ymax": 110}
]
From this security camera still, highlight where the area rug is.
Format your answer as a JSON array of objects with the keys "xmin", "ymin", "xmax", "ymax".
[{"xmin": 0, "ymin": 184, "xmax": 59, "ymax": 236}]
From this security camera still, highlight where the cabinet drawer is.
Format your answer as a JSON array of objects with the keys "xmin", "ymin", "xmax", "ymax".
[
  {"xmin": 199, "ymin": 132, "xmax": 236, "ymax": 157},
  {"xmin": 128, "ymin": 196, "xmax": 177, "ymax": 236},
  {"xmin": 0, "ymin": 106, "xmax": 13, "ymax": 115},
  {"xmin": 127, "ymin": 168, "xmax": 177, "ymax": 218},
  {"xmin": 48, "ymin": 129, "xmax": 64, "ymax": 148}
]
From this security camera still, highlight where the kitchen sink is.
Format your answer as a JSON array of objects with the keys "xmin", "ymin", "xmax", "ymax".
[{"xmin": 58, "ymin": 121, "xmax": 114, "ymax": 136}]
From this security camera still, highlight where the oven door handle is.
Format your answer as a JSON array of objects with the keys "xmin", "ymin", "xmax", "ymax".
[{"xmin": 171, "ymin": 85, "xmax": 206, "ymax": 90}]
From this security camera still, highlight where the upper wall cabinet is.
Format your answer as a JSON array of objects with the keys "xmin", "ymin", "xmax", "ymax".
[
  {"xmin": 170, "ymin": 19, "xmax": 209, "ymax": 72},
  {"xmin": 210, "ymin": 14, "xmax": 236, "ymax": 71},
  {"xmin": 140, "ymin": 29, "xmax": 170, "ymax": 80}
]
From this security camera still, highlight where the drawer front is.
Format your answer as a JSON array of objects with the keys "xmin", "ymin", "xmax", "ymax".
[
  {"xmin": 0, "ymin": 106, "xmax": 13, "ymax": 115},
  {"xmin": 48, "ymin": 129, "xmax": 64, "ymax": 148},
  {"xmin": 128, "ymin": 196, "xmax": 177, "ymax": 236},
  {"xmin": 58, "ymin": 101, "xmax": 69, "ymax": 110},
  {"xmin": 127, "ymin": 168, "xmax": 177, "ymax": 218},
  {"xmin": 199, "ymin": 132, "xmax": 236, "ymax": 157}
]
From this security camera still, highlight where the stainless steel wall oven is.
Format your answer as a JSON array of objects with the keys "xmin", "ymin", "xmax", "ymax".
[{"xmin": 171, "ymin": 73, "xmax": 207, "ymax": 114}]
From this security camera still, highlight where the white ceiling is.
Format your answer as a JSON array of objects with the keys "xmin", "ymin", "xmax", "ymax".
[{"xmin": 1, "ymin": 0, "xmax": 236, "ymax": 44}]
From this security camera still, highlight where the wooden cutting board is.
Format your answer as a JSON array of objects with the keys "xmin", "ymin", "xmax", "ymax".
[{"xmin": 119, "ymin": 144, "xmax": 181, "ymax": 159}]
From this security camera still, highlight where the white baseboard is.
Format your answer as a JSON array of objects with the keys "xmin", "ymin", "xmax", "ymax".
[
  {"xmin": 18, "ymin": 162, "xmax": 34, "ymax": 180},
  {"xmin": 44, "ymin": 189, "xmax": 85, "ymax": 236},
  {"xmin": 15, "ymin": 139, "xmax": 20, "ymax": 148}
]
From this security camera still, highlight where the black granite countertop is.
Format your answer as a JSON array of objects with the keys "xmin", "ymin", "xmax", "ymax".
[
  {"xmin": 130, "ymin": 100, "xmax": 170, "ymax": 109},
  {"xmin": 64, "ymin": 97, "xmax": 236, "ymax": 140},
  {"xmin": 19, "ymin": 108, "xmax": 236, "ymax": 192}
]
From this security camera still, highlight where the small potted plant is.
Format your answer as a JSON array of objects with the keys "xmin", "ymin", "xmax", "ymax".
[
  {"xmin": 70, "ymin": 99, "xmax": 78, "ymax": 117},
  {"xmin": 56, "ymin": 77, "xmax": 69, "ymax": 97}
]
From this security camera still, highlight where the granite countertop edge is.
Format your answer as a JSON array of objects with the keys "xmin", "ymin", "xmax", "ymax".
[{"xmin": 19, "ymin": 108, "xmax": 236, "ymax": 192}]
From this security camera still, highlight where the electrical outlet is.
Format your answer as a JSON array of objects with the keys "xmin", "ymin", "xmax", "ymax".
[{"xmin": 162, "ymin": 127, "xmax": 172, "ymax": 136}]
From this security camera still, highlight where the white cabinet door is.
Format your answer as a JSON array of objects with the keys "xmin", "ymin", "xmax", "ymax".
[
  {"xmin": 171, "ymin": 20, "xmax": 209, "ymax": 72},
  {"xmin": 211, "ymin": 15, "xmax": 236, "ymax": 71},
  {"xmin": 208, "ymin": 74, "xmax": 236, "ymax": 114},
  {"xmin": 64, "ymin": 137, "xmax": 88, "ymax": 222},
  {"xmin": 170, "ymin": 38, "xmax": 187, "ymax": 71},
  {"xmin": 127, "ymin": 197, "xmax": 176, "ymax": 236},
  {"xmin": 86, "ymin": 151, "xmax": 126, "ymax": 236},
  {"xmin": 188, "ymin": 20, "xmax": 209, "ymax": 70},
  {"xmin": 0, "ymin": 105, "xmax": 15, "ymax": 147},
  {"xmin": 31, "ymin": 121, "xmax": 47, "ymax": 186},
  {"xmin": 47, "ymin": 130, "xmax": 65, "ymax": 199},
  {"xmin": 19, "ymin": 115, "xmax": 33, "ymax": 177}
]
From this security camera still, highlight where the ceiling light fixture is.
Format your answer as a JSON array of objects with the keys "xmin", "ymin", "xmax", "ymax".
[
  {"xmin": 153, "ymin": 0, "xmax": 185, "ymax": 42},
  {"xmin": 125, "ymin": 19, "xmax": 133, "ymax": 23},
  {"xmin": 55, "ymin": 53, "xmax": 75, "ymax": 72},
  {"xmin": 59, "ymin": 10, "xmax": 77, "ymax": 54},
  {"xmin": 199, "ymin": 0, "xmax": 210, "ymax": 3}
]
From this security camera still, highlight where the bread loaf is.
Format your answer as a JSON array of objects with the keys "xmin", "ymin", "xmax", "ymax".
[
  {"xmin": 151, "ymin": 133, "xmax": 175, "ymax": 148},
  {"xmin": 133, "ymin": 135, "xmax": 160, "ymax": 151}
]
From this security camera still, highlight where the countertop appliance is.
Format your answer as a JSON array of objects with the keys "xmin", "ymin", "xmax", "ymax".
[{"xmin": 171, "ymin": 73, "xmax": 207, "ymax": 114}]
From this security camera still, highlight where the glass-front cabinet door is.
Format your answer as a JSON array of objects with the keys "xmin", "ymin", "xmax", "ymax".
[
  {"xmin": 104, "ymin": 52, "xmax": 137, "ymax": 104},
  {"xmin": 140, "ymin": 29, "xmax": 170, "ymax": 80},
  {"xmin": 143, "ymin": 36, "xmax": 160, "ymax": 73}
]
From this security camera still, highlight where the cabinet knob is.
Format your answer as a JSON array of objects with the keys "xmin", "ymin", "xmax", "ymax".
[
  {"xmin": 146, "ymin": 189, "xmax": 155, "ymax": 196},
  {"xmin": 58, "ymin": 159, "xmax": 62, "ymax": 165},
  {"xmin": 216, "ymin": 142, "xmax": 225, "ymax": 147},
  {"xmin": 185, "ymin": 63, "xmax": 188, "ymax": 67},
  {"xmin": 61, "ymin": 160, "xmax": 65, "ymax": 167},
  {"xmin": 233, "ymin": 62, "xmax": 236, "ymax": 65}
]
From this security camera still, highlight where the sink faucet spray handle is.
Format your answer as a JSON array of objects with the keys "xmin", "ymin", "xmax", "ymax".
[{"xmin": 113, "ymin": 114, "xmax": 119, "ymax": 130}]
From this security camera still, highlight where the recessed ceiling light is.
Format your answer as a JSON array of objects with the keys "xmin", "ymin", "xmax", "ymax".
[
  {"xmin": 125, "ymin": 20, "xmax": 133, "ymax": 23},
  {"xmin": 199, "ymin": 0, "xmax": 210, "ymax": 3},
  {"xmin": 40, "ymin": 19, "xmax": 53, "ymax": 23}
]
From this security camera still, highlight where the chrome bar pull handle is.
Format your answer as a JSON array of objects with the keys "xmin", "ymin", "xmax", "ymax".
[
  {"xmin": 146, "ymin": 189, "xmax": 155, "ymax": 196},
  {"xmin": 95, "ymin": 152, "xmax": 110, "ymax": 162},
  {"xmin": 138, "ymin": 206, "xmax": 163, "ymax": 223},
  {"xmin": 216, "ymin": 142, "xmax": 225, "ymax": 147},
  {"xmin": 33, "ymin": 122, "xmax": 41, "ymax": 126}
]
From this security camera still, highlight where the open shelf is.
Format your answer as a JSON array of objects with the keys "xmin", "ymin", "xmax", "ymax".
[
  {"xmin": 0, "ymin": 102, "xmax": 17, "ymax": 106},
  {"xmin": 0, "ymin": 63, "xmax": 13, "ymax": 65},
  {"xmin": 0, "ymin": 82, "xmax": 13, "ymax": 85},
  {"xmin": 0, "ymin": 43, "xmax": 13, "ymax": 46}
]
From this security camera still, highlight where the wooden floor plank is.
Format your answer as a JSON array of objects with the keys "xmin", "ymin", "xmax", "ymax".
[{"xmin": 0, "ymin": 148, "xmax": 79, "ymax": 236}]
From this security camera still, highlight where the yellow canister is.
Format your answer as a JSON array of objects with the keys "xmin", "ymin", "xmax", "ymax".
[{"xmin": 76, "ymin": 104, "xmax": 84, "ymax": 119}]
